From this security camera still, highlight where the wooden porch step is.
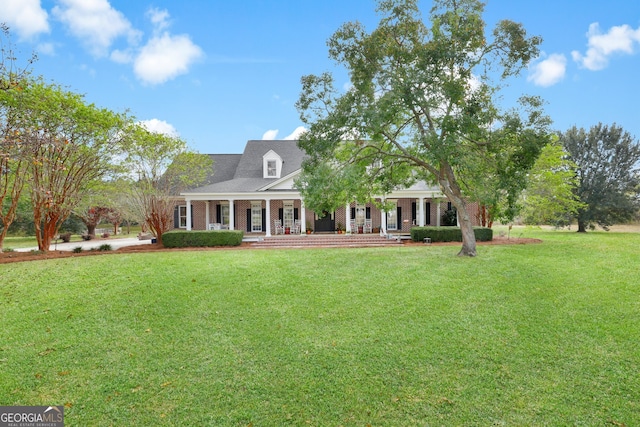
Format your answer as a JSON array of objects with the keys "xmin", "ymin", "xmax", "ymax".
[{"xmin": 251, "ymin": 234, "xmax": 402, "ymax": 249}]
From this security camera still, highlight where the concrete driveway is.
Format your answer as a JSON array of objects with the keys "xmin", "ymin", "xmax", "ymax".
[{"xmin": 16, "ymin": 237, "xmax": 153, "ymax": 252}]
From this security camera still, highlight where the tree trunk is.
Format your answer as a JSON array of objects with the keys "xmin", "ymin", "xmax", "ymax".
[
  {"xmin": 439, "ymin": 164, "xmax": 477, "ymax": 257},
  {"xmin": 87, "ymin": 224, "xmax": 97, "ymax": 237},
  {"xmin": 577, "ymin": 220, "xmax": 587, "ymax": 233}
]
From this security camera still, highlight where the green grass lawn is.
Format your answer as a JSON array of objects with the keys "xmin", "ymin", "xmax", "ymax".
[{"xmin": 1, "ymin": 228, "xmax": 638, "ymax": 426}]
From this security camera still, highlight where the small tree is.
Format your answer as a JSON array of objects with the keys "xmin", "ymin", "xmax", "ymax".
[
  {"xmin": 296, "ymin": 0, "xmax": 549, "ymax": 256},
  {"xmin": 121, "ymin": 124, "xmax": 212, "ymax": 245},
  {"xmin": 560, "ymin": 123, "xmax": 640, "ymax": 232}
]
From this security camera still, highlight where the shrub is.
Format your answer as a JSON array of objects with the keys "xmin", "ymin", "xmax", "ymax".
[
  {"xmin": 162, "ymin": 230, "xmax": 244, "ymax": 248},
  {"xmin": 102, "ymin": 232, "xmax": 110, "ymax": 238},
  {"xmin": 59, "ymin": 232, "xmax": 72, "ymax": 243},
  {"xmin": 98, "ymin": 244, "xmax": 112, "ymax": 251},
  {"xmin": 410, "ymin": 226, "xmax": 493, "ymax": 243},
  {"xmin": 72, "ymin": 247, "xmax": 83, "ymax": 253},
  {"xmin": 81, "ymin": 234, "xmax": 93, "ymax": 241}
]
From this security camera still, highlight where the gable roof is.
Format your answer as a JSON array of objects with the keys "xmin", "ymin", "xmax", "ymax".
[{"xmin": 185, "ymin": 140, "xmax": 305, "ymax": 194}]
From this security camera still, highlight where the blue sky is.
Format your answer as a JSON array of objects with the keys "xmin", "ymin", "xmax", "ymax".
[{"xmin": 2, "ymin": 0, "xmax": 640, "ymax": 154}]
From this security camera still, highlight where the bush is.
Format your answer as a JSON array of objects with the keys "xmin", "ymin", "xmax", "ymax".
[
  {"xmin": 59, "ymin": 232, "xmax": 72, "ymax": 243},
  {"xmin": 72, "ymin": 247, "xmax": 83, "ymax": 253},
  {"xmin": 102, "ymin": 232, "xmax": 110, "ymax": 238},
  {"xmin": 162, "ymin": 230, "xmax": 244, "ymax": 248},
  {"xmin": 410, "ymin": 226, "xmax": 493, "ymax": 243},
  {"xmin": 98, "ymin": 244, "xmax": 112, "ymax": 251},
  {"xmin": 81, "ymin": 234, "xmax": 93, "ymax": 241}
]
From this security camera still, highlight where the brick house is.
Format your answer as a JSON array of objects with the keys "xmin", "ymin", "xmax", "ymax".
[{"xmin": 177, "ymin": 140, "xmax": 479, "ymax": 236}]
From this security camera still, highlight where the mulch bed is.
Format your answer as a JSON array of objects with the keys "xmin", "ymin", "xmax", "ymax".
[{"xmin": 0, "ymin": 236, "xmax": 541, "ymax": 264}]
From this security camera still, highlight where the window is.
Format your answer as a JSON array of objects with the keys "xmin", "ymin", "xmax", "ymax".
[
  {"xmin": 355, "ymin": 203, "xmax": 366, "ymax": 227},
  {"xmin": 178, "ymin": 205, "xmax": 187, "ymax": 228},
  {"xmin": 251, "ymin": 202, "xmax": 262, "ymax": 232},
  {"xmin": 283, "ymin": 201, "xmax": 294, "ymax": 228},
  {"xmin": 220, "ymin": 203, "xmax": 230, "ymax": 226},
  {"xmin": 387, "ymin": 201, "xmax": 397, "ymax": 230},
  {"xmin": 267, "ymin": 160, "xmax": 277, "ymax": 177}
]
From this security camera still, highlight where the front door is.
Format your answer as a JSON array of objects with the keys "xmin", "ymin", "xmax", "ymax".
[{"xmin": 314, "ymin": 211, "xmax": 335, "ymax": 232}]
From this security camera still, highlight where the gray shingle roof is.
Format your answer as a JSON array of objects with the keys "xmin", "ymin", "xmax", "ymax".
[{"xmin": 187, "ymin": 140, "xmax": 305, "ymax": 194}]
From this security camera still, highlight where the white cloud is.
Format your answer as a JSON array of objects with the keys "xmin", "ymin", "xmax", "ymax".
[
  {"xmin": 262, "ymin": 130, "xmax": 279, "ymax": 140},
  {"xmin": 572, "ymin": 22, "xmax": 640, "ymax": 70},
  {"xmin": 139, "ymin": 119, "xmax": 179, "ymax": 137},
  {"xmin": 0, "ymin": 0, "xmax": 49, "ymax": 40},
  {"xmin": 52, "ymin": 0, "xmax": 141, "ymax": 57},
  {"xmin": 147, "ymin": 8, "xmax": 171, "ymax": 33},
  {"xmin": 528, "ymin": 53, "xmax": 567, "ymax": 87},
  {"xmin": 37, "ymin": 42, "xmax": 56, "ymax": 56},
  {"xmin": 284, "ymin": 127, "xmax": 307, "ymax": 140},
  {"xmin": 133, "ymin": 33, "xmax": 203, "ymax": 85}
]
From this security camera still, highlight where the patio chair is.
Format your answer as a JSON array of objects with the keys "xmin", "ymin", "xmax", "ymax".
[
  {"xmin": 350, "ymin": 219, "xmax": 357, "ymax": 233},
  {"xmin": 364, "ymin": 219, "xmax": 372, "ymax": 233},
  {"xmin": 293, "ymin": 220, "xmax": 302, "ymax": 234},
  {"xmin": 274, "ymin": 219, "xmax": 284, "ymax": 235}
]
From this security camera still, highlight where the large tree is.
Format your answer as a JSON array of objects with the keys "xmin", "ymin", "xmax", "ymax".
[
  {"xmin": 560, "ymin": 123, "xmax": 640, "ymax": 232},
  {"xmin": 520, "ymin": 138, "xmax": 584, "ymax": 226},
  {"xmin": 121, "ymin": 124, "xmax": 212, "ymax": 245},
  {"xmin": 19, "ymin": 79, "xmax": 126, "ymax": 250},
  {"xmin": 0, "ymin": 24, "xmax": 35, "ymax": 251},
  {"xmin": 296, "ymin": 0, "xmax": 549, "ymax": 256}
]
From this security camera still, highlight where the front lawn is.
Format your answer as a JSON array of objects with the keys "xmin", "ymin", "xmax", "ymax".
[{"xmin": 0, "ymin": 228, "xmax": 638, "ymax": 426}]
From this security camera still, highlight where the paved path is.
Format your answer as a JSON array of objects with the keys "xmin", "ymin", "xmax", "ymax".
[{"xmin": 15, "ymin": 237, "xmax": 153, "ymax": 252}]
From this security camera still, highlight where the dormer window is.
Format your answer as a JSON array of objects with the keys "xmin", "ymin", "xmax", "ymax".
[
  {"xmin": 267, "ymin": 160, "xmax": 277, "ymax": 177},
  {"xmin": 263, "ymin": 150, "xmax": 283, "ymax": 178}
]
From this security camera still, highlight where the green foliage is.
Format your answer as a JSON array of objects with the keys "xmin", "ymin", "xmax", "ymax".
[
  {"xmin": 162, "ymin": 230, "xmax": 243, "ymax": 248},
  {"xmin": 72, "ymin": 246, "xmax": 83, "ymax": 253},
  {"xmin": 561, "ymin": 123, "xmax": 640, "ymax": 231},
  {"xmin": 410, "ymin": 226, "xmax": 493, "ymax": 242},
  {"xmin": 521, "ymin": 139, "xmax": 584, "ymax": 226},
  {"xmin": 98, "ymin": 244, "xmax": 112, "ymax": 251},
  {"xmin": 296, "ymin": 0, "xmax": 549, "ymax": 256}
]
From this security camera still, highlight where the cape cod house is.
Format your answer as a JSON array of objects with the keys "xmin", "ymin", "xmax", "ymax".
[{"xmin": 176, "ymin": 140, "xmax": 480, "ymax": 236}]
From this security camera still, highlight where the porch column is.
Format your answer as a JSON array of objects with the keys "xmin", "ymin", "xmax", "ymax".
[
  {"xmin": 345, "ymin": 202, "xmax": 352, "ymax": 233},
  {"xmin": 380, "ymin": 197, "xmax": 387, "ymax": 234},
  {"xmin": 265, "ymin": 199, "xmax": 272, "ymax": 236},
  {"xmin": 228, "ymin": 199, "xmax": 235, "ymax": 230},
  {"xmin": 300, "ymin": 202, "xmax": 306, "ymax": 233},
  {"xmin": 186, "ymin": 198, "xmax": 192, "ymax": 231},
  {"xmin": 418, "ymin": 197, "xmax": 425, "ymax": 227},
  {"xmin": 436, "ymin": 202, "xmax": 441, "ymax": 227},
  {"xmin": 205, "ymin": 201, "xmax": 210, "ymax": 229}
]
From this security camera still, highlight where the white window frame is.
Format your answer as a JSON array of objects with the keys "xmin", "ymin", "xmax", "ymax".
[
  {"xmin": 283, "ymin": 200, "xmax": 294, "ymax": 229},
  {"xmin": 251, "ymin": 202, "xmax": 262, "ymax": 232},
  {"xmin": 220, "ymin": 202, "xmax": 230, "ymax": 227},
  {"xmin": 386, "ymin": 200, "xmax": 398, "ymax": 230},
  {"xmin": 178, "ymin": 205, "xmax": 187, "ymax": 228},
  {"xmin": 266, "ymin": 160, "xmax": 277, "ymax": 177},
  {"xmin": 355, "ymin": 203, "xmax": 366, "ymax": 227}
]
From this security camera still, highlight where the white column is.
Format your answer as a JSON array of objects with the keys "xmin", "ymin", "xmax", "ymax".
[
  {"xmin": 205, "ymin": 201, "xmax": 210, "ymax": 229},
  {"xmin": 381, "ymin": 197, "xmax": 387, "ymax": 234},
  {"xmin": 228, "ymin": 199, "xmax": 235, "ymax": 230},
  {"xmin": 265, "ymin": 199, "xmax": 272, "ymax": 236},
  {"xmin": 418, "ymin": 197, "xmax": 424, "ymax": 226},
  {"xmin": 436, "ymin": 202, "xmax": 441, "ymax": 227},
  {"xmin": 186, "ymin": 199, "xmax": 192, "ymax": 231},
  {"xmin": 345, "ymin": 202, "xmax": 352, "ymax": 233},
  {"xmin": 301, "ymin": 202, "xmax": 306, "ymax": 233}
]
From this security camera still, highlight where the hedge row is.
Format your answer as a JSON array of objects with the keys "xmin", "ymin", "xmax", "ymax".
[
  {"xmin": 410, "ymin": 226, "xmax": 493, "ymax": 243},
  {"xmin": 162, "ymin": 230, "xmax": 244, "ymax": 248}
]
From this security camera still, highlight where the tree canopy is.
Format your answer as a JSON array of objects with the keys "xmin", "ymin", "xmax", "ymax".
[
  {"xmin": 560, "ymin": 123, "xmax": 640, "ymax": 232},
  {"xmin": 296, "ymin": 0, "xmax": 550, "ymax": 256}
]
